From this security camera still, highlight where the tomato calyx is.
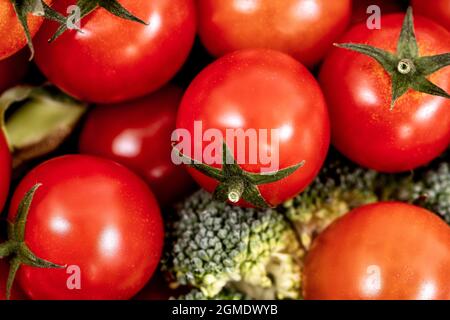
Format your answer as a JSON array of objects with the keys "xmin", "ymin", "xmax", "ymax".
[
  {"xmin": 49, "ymin": 0, "xmax": 148, "ymax": 42},
  {"xmin": 175, "ymin": 142, "xmax": 305, "ymax": 208},
  {"xmin": 0, "ymin": 184, "xmax": 65, "ymax": 299},
  {"xmin": 336, "ymin": 7, "xmax": 450, "ymax": 109},
  {"xmin": 10, "ymin": 0, "xmax": 66, "ymax": 59}
]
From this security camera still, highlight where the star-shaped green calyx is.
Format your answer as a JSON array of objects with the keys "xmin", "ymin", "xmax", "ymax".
[
  {"xmin": 49, "ymin": 0, "xmax": 147, "ymax": 42},
  {"xmin": 10, "ymin": 0, "xmax": 66, "ymax": 59},
  {"xmin": 336, "ymin": 7, "xmax": 450, "ymax": 109},
  {"xmin": 174, "ymin": 142, "xmax": 305, "ymax": 208},
  {"xmin": 0, "ymin": 184, "xmax": 65, "ymax": 299}
]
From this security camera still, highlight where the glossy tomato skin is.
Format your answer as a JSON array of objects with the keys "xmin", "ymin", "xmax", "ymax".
[
  {"xmin": 0, "ymin": 49, "xmax": 28, "ymax": 93},
  {"xmin": 412, "ymin": 0, "xmax": 450, "ymax": 30},
  {"xmin": 351, "ymin": 0, "xmax": 403, "ymax": 25},
  {"xmin": 79, "ymin": 86, "xmax": 195, "ymax": 206},
  {"xmin": 320, "ymin": 14, "xmax": 450, "ymax": 173},
  {"xmin": 8, "ymin": 155, "xmax": 164, "ymax": 300},
  {"xmin": 196, "ymin": 0, "xmax": 351, "ymax": 67},
  {"xmin": 0, "ymin": 0, "xmax": 52, "ymax": 60},
  {"xmin": 34, "ymin": 0, "xmax": 196, "ymax": 103},
  {"xmin": 177, "ymin": 49, "xmax": 330, "ymax": 206},
  {"xmin": 303, "ymin": 202, "xmax": 450, "ymax": 300},
  {"xmin": 0, "ymin": 130, "xmax": 11, "ymax": 213}
]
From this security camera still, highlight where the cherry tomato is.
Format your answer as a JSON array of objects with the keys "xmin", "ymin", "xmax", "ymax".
[
  {"xmin": 79, "ymin": 86, "xmax": 195, "ymax": 206},
  {"xmin": 320, "ymin": 14, "xmax": 450, "ymax": 172},
  {"xmin": 412, "ymin": 0, "xmax": 450, "ymax": 30},
  {"xmin": 8, "ymin": 155, "xmax": 164, "ymax": 300},
  {"xmin": 351, "ymin": 0, "xmax": 403, "ymax": 25},
  {"xmin": 34, "ymin": 0, "xmax": 196, "ymax": 103},
  {"xmin": 196, "ymin": 0, "xmax": 351, "ymax": 67},
  {"xmin": 176, "ymin": 49, "xmax": 330, "ymax": 207},
  {"xmin": 0, "ymin": 0, "xmax": 52, "ymax": 60},
  {"xmin": 0, "ymin": 49, "xmax": 28, "ymax": 93},
  {"xmin": 303, "ymin": 202, "xmax": 450, "ymax": 300},
  {"xmin": 0, "ymin": 130, "xmax": 11, "ymax": 212}
]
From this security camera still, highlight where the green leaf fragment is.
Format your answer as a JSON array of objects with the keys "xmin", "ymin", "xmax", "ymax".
[{"xmin": 0, "ymin": 86, "xmax": 87, "ymax": 168}]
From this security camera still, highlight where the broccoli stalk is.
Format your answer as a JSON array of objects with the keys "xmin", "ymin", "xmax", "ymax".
[{"xmin": 163, "ymin": 190, "xmax": 303, "ymax": 300}]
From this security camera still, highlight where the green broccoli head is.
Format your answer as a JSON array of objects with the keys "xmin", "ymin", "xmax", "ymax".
[
  {"xmin": 282, "ymin": 153, "xmax": 379, "ymax": 249},
  {"xmin": 164, "ymin": 190, "xmax": 302, "ymax": 300},
  {"xmin": 175, "ymin": 287, "xmax": 249, "ymax": 300},
  {"xmin": 395, "ymin": 161, "xmax": 450, "ymax": 224}
]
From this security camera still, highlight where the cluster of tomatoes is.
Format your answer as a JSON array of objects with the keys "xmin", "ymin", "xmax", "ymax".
[{"xmin": 0, "ymin": 0, "xmax": 449, "ymax": 300}]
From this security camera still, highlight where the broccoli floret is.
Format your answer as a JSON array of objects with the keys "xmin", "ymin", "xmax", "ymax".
[
  {"xmin": 281, "ymin": 154, "xmax": 379, "ymax": 249},
  {"xmin": 175, "ymin": 287, "xmax": 249, "ymax": 300},
  {"xmin": 164, "ymin": 190, "xmax": 302, "ymax": 300},
  {"xmin": 393, "ymin": 160, "xmax": 450, "ymax": 224}
]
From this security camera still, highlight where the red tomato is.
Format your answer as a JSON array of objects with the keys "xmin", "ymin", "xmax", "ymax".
[
  {"xmin": 303, "ymin": 202, "xmax": 450, "ymax": 300},
  {"xmin": 79, "ymin": 86, "xmax": 195, "ymax": 206},
  {"xmin": 351, "ymin": 0, "xmax": 403, "ymax": 25},
  {"xmin": 34, "ymin": 0, "xmax": 196, "ymax": 103},
  {"xmin": 0, "ymin": 0, "xmax": 52, "ymax": 60},
  {"xmin": 320, "ymin": 14, "xmax": 450, "ymax": 173},
  {"xmin": 196, "ymin": 0, "xmax": 351, "ymax": 67},
  {"xmin": 0, "ymin": 49, "xmax": 28, "ymax": 93},
  {"xmin": 412, "ymin": 0, "xmax": 450, "ymax": 30},
  {"xmin": 0, "ymin": 130, "xmax": 11, "ymax": 212},
  {"xmin": 176, "ymin": 49, "xmax": 330, "ymax": 207},
  {"xmin": 8, "ymin": 155, "xmax": 164, "ymax": 300}
]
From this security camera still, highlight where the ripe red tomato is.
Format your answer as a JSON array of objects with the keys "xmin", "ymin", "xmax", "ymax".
[
  {"xmin": 303, "ymin": 202, "xmax": 450, "ymax": 300},
  {"xmin": 0, "ymin": 130, "xmax": 11, "ymax": 212},
  {"xmin": 351, "ymin": 0, "xmax": 403, "ymax": 25},
  {"xmin": 0, "ymin": 259, "xmax": 26, "ymax": 300},
  {"xmin": 320, "ymin": 14, "xmax": 450, "ymax": 173},
  {"xmin": 412, "ymin": 0, "xmax": 450, "ymax": 30},
  {"xmin": 0, "ymin": 49, "xmax": 29, "ymax": 93},
  {"xmin": 79, "ymin": 86, "xmax": 195, "ymax": 206},
  {"xmin": 176, "ymin": 49, "xmax": 330, "ymax": 207},
  {"xmin": 34, "ymin": 0, "xmax": 196, "ymax": 103},
  {"xmin": 8, "ymin": 155, "xmax": 164, "ymax": 300},
  {"xmin": 0, "ymin": 0, "xmax": 52, "ymax": 60},
  {"xmin": 196, "ymin": 0, "xmax": 351, "ymax": 67}
]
